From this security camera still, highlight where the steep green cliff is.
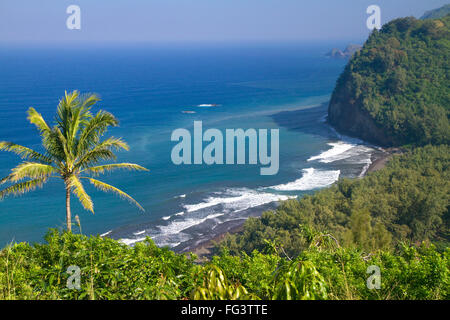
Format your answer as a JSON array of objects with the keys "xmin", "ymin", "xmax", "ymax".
[{"xmin": 328, "ymin": 15, "xmax": 450, "ymax": 146}]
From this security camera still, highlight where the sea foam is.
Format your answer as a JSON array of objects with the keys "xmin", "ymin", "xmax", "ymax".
[
  {"xmin": 307, "ymin": 142, "xmax": 354, "ymax": 163},
  {"xmin": 183, "ymin": 189, "xmax": 292, "ymax": 213},
  {"xmin": 271, "ymin": 168, "xmax": 340, "ymax": 191}
]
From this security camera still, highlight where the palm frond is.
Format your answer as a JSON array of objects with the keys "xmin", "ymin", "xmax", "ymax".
[
  {"xmin": 76, "ymin": 110, "xmax": 118, "ymax": 154},
  {"xmin": 0, "ymin": 179, "xmax": 47, "ymax": 200},
  {"xmin": 67, "ymin": 94, "xmax": 100, "ymax": 153},
  {"xmin": 79, "ymin": 93, "xmax": 101, "ymax": 110},
  {"xmin": 85, "ymin": 177, "xmax": 144, "ymax": 211},
  {"xmin": 66, "ymin": 175, "xmax": 94, "ymax": 213},
  {"xmin": 27, "ymin": 107, "xmax": 51, "ymax": 136},
  {"xmin": 56, "ymin": 91, "xmax": 79, "ymax": 134},
  {"xmin": 41, "ymin": 129, "xmax": 67, "ymax": 163},
  {"xmin": 26, "ymin": 108, "xmax": 65, "ymax": 164},
  {"xmin": 0, "ymin": 142, "xmax": 51, "ymax": 163},
  {"xmin": 76, "ymin": 149, "xmax": 117, "ymax": 171},
  {"xmin": 56, "ymin": 91, "xmax": 98, "ymax": 146},
  {"xmin": 0, "ymin": 162, "xmax": 56, "ymax": 185},
  {"xmin": 66, "ymin": 103, "xmax": 90, "ymax": 150},
  {"xmin": 75, "ymin": 137, "xmax": 129, "ymax": 169},
  {"xmin": 92, "ymin": 136, "xmax": 129, "ymax": 152},
  {"xmin": 56, "ymin": 91, "xmax": 80, "ymax": 156},
  {"xmin": 83, "ymin": 163, "xmax": 149, "ymax": 176},
  {"xmin": 54, "ymin": 126, "xmax": 72, "ymax": 163}
]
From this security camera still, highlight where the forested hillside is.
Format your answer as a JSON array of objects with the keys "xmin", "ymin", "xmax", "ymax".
[
  {"xmin": 328, "ymin": 15, "xmax": 450, "ymax": 146},
  {"xmin": 421, "ymin": 4, "xmax": 450, "ymax": 19},
  {"xmin": 220, "ymin": 145, "xmax": 450, "ymax": 256}
]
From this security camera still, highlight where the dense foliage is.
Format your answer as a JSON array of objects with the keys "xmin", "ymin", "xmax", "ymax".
[
  {"xmin": 0, "ymin": 230, "xmax": 448, "ymax": 300},
  {"xmin": 221, "ymin": 145, "xmax": 450, "ymax": 257},
  {"xmin": 213, "ymin": 243, "xmax": 449, "ymax": 300},
  {"xmin": 329, "ymin": 15, "xmax": 450, "ymax": 146}
]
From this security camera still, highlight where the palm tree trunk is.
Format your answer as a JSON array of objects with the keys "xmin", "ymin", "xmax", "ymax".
[{"xmin": 65, "ymin": 183, "xmax": 72, "ymax": 232}]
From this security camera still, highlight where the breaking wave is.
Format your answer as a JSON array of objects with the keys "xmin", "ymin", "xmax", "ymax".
[{"xmin": 271, "ymin": 168, "xmax": 340, "ymax": 191}]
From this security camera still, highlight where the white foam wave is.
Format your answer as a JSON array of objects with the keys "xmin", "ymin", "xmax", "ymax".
[
  {"xmin": 156, "ymin": 189, "xmax": 294, "ymax": 248},
  {"xmin": 197, "ymin": 104, "xmax": 219, "ymax": 107},
  {"xmin": 183, "ymin": 189, "xmax": 292, "ymax": 213},
  {"xmin": 119, "ymin": 237, "xmax": 146, "ymax": 246},
  {"xmin": 308, "ymin": 142, "xmax": 354, "ymax": 163},
  {"xmin": 358, "ymin": 158, "xmax": 372, "ymax": 177},
  {"xmin": 183, "ymin": 195, "xmax": 241, "ymax": 212},
  {"xmin": 158, "ymin": 213, "xmax": 224, "ymax": 237},
  {"xmin": 119, "ymin": 188, "xmax": 294, "ymax": 247},
  {"xmin": 100, "ymin": 230, "xmax": 112, "ymax": 237},
  {"xmin": 271, "ymin": 168, "xmax": 340, "ymax": 191},
  {"xmin": 161, "ymin": 211, "xmax": 185, "ymax": 221},
  {"xmin": 308, "ymin": 141, "xmax": 375, "ymax": 165}
]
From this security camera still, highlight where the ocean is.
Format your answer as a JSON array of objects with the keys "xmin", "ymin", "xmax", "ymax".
[{"xmin": 0, "ymin": 42, "xmax": 376, "ymax": 249}]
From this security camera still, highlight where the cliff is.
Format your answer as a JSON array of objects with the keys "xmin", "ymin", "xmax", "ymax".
[{"xmin": 328, "ymin": 15, "xmax": 450, "ymax": 147}]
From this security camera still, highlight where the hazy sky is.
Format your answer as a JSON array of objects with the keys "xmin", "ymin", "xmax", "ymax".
[{"xmin": 0, "ymin": 0, "xmax": 448, "ymax": 43}]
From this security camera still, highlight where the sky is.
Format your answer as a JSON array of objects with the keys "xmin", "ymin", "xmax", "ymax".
[{"xmin": 0, "ymin": 0, "xmax": 448, "ymax": 44}]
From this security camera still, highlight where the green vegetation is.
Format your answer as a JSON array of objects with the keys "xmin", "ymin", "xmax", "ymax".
[
  {"xmin": 0, "ymin": 230, "xmax": 198, "ymax": 300},
  {"xmin": 221, "ymin": 145, "xmax": 449, "ymax": 257},
  {"xmin": 0, "ymin": 230, "xmax": 448, "ymax": 300},
  {"xmin": 421, "ymin": 4, "xmax": 450, "ymax": 20},
  {"xmin": 0, "ymin": 91, "xmax": 148, "ymax": 231},
  {"xmin": 0, "ymin": 145, "xmax": 448, "ymax": 300},
  {"xmin": 329, "ymin": 15, "xmax": 450, "ymax": 146}
]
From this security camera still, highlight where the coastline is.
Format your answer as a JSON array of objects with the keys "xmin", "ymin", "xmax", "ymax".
[
  {"xmin": 187, "ymin": 146, "xmax": 398, "ymax": 261},
  {"xmin": 366, "ymin": 147, "xmax": 402, "ymax": 173},
  {"xmin": 110, "ymin": 102, "xmax": 399, "ymax": 257},
  {"xmin": 188, "ymin": 223, "xmax": 245, "ymax": 263}
]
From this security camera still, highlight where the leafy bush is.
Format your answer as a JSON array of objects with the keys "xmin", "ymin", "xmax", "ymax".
[
  {"xmin": 212, "ymin": 243, "xmax": 449, "ymax": 300},
  {"xmin": 0, "ymin": 230, "xmax": 200, "ymax": 300},
  {"xmin": 1, "ymin": 230, "xmax": 447, "ymax": 300},
  {"xmin": 191, "ymin": 265, "xmax": 254, "ymax": 300}
]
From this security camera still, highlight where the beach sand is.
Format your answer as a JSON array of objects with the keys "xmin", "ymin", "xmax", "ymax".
[
  {"xmin": 187, "ymin": 147, "xmax": 402, "ymax": 261},
  {"xmin": 188, "ymin": 223, "xmax": 244, "ymax": 263},
  {"xmin": 367, "ymin": 147, "xmax": 402, "ymax": 173}
]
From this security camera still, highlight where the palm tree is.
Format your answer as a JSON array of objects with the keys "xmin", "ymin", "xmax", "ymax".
[{"xmin": 0, "ymin": 91, "xmax": 148, "ymax": 232}]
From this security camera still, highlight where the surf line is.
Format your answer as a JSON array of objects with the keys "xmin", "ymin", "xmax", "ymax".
[{"xmin": 171, "ymin": 121, "xmax": 279, "ymax": 175}]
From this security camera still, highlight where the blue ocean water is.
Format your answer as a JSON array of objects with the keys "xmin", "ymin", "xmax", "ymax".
[{"xmin": 0, "ymin": 42, "xmax": 375, "ymax": 248}]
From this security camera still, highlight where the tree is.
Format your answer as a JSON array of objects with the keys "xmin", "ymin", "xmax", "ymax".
[{"xmin": 0, "ymin": 91, "xmax": 148, "ymax": 232}]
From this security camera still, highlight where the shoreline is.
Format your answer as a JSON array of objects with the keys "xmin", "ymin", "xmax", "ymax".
[
  {"xmin": 187, "ymin": 223, "xmax": 245, "ymax": 263},
  {"xmin": 187, "ymin": 147, "xmax": 398, "ymax": 261},
  {"xmin": 367, "ymin": 147, "xmax": 402, "ymax": 173}
]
